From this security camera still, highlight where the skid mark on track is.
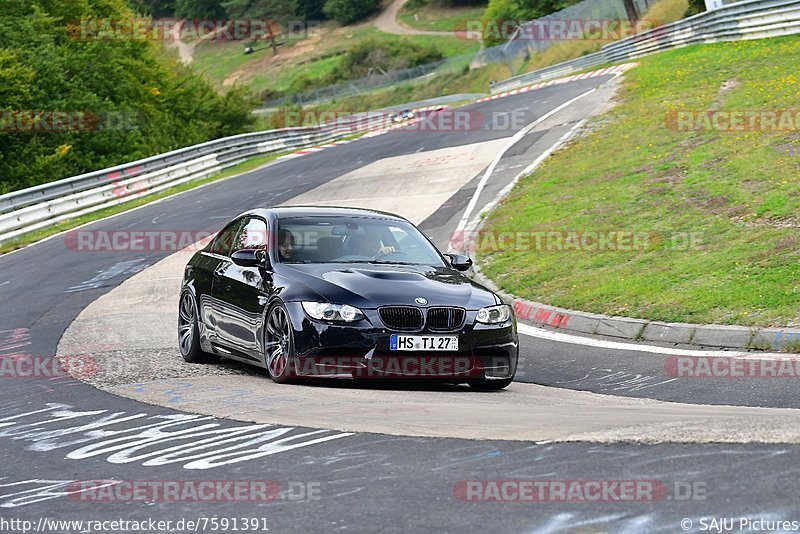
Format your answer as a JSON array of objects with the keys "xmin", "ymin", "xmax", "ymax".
[
  {"xmin": 556, "ymin": 367, "xmax": 678, "ymax": 392},
  {"xmin": 0, "ymin": 328, "xmax": 29, "ymax": 354},
  {"xmin": 65, "ymin": 259, "xmax": 149, "ymax": 293},
  {"xmin": 0, "ymin": 478, "xmax": 118, "ymax": 508}
]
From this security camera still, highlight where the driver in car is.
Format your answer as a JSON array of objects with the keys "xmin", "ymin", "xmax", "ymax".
[
  {"xmin": 278, "ymin": 229, "xmax": 295, "ymax": 260},
  {"xmin": 359, "ymin": 227, "xmax": 396, "ymax": 258}
]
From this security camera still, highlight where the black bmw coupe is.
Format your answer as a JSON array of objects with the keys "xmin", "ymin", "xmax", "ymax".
[{"xmin": 178, "ymin": 207, "xmax": 518, "ymax": 389}]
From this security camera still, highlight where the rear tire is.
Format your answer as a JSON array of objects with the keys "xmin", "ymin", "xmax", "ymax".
[
  {"xmin": 178, "ymin": 291, "xmax": 220, "ymax": 364},
  {"xmin": 467, "ymin": 377, "xmax": 514, "ymax": 391}
]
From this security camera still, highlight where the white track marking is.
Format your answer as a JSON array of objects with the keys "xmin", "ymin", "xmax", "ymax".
[
  {"xmin": 451, "ymin": 87, "xmax": 598, "ymax": 248},
  {"xmin": 518, "ymin": 323, "xmax": 786, "ymax": 358},
  {"xmin": 461, "ymin": 118, "xmax": 588, "ymax": 242}
]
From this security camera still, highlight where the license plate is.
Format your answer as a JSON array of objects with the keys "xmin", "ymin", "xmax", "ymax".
[{"xmin": 390, "ymin": 335, "xmax": 459, "ymax": 351}]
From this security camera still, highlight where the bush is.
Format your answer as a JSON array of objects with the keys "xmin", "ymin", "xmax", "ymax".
[
  {"xmin": 334, "ymin": 37, "xmax": 443, "ymax": 78},
  {"xmin": 277, "ymin": 37, "xmax": 445, "ymax": 96},
  {"xmin": 174, "ymin": 0, "xmax": 226, "ymax": 19},
  {"xmin": 686, "ymin": 0, "xmax": 706, "ymax": 16}
]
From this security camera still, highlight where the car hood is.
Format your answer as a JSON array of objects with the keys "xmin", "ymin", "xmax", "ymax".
[{"xmin": 278, "ymin": 263, "xmax": 499, "ymax": 310}]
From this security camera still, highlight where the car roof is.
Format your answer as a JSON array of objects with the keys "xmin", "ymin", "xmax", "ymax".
[{"xmin": 243, "ymin": 206, "xmax": 410, "ymax": 222}]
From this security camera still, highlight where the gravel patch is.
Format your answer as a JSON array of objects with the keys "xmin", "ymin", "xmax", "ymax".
[{"xmin": 57, "ymin": 348, "xmax": 257, "ymax": 390}]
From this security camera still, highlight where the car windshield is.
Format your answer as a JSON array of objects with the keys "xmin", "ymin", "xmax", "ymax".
[{"xmin": 276, "ymin": 216, "xmax": 446, "ymax": 266}]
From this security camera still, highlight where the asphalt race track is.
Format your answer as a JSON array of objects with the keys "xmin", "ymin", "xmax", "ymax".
[{"xmin": 2, "ymin": 74, "xmax": 799, "ymax": 532}]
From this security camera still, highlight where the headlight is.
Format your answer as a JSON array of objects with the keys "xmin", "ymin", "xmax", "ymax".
[
  {"xmin": 475, "ymin": 304, "xmax": 512, "ymax": 324},
  {"xmin": 302, "ymin": 302, "xmax": 364, "ymax": 322}
]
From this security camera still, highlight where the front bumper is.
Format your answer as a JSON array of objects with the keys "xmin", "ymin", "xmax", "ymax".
[{"xmin": 284, "ymin": 302, "xmax": 519, "ymax": 381}]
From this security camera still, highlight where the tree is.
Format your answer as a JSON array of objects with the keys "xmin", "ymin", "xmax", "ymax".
[
  {"xmin": 481, "ymin": 0, "xmax": 520, "ymax": 46},
  {"xmin": 128, "ymin": 0, "xmax": 177, "ymax": 17},
  {"xmin": 481, "ymin": 0, "xmax": 583, "ymax": 45},
  {"xmin": 322, "ymin": 0, "xmax": 380, "ymax": 25},
  {"xmin": 0, "ymin": 0, "xmax": 255, "ymax": 194},
  {"xmin": 297, "ymin": 0, "xmax": 327, "ymax": 20},
  {"xmin": 175, "ymin": 0, "xmax": 227, "ymax": 19},
  {"xmin": 222, "ymin": 0, "xmax": 298, "ymax": 23}
]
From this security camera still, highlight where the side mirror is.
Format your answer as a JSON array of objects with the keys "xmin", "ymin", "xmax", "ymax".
[
  {"xmin": 444, "ymin": 253, "xmax": 473, "ymax": 272},
  {"xmin": 231, "ymin": 249, "xmax": 269, "ymax": 269}
]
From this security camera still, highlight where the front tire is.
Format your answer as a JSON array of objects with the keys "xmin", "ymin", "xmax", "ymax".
[
  {"xmin": 264, "ymin": 303, "xmax": 297, "ymax": 383},
  {"xmin": 178, "ymin": 291, "xmax": 219, "ymax": 364}
]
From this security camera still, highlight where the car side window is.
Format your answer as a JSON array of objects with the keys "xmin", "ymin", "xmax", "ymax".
[
  {"xmin": 210, "ymin": 219, "xmax": 244, "ymax": 257},
  {"xmin": 232, "ymin": 217, "xmax": 268, "ymax": 252}
]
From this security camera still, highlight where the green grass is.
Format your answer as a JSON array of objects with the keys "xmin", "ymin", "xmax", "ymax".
[
  {"xmin": 397, "ymin": 1, "xmax": 486, "ymax": 32},
  {"xmin": 254, "ymin": 54, "xmax": 344, "ymax": 95},
  {"xmin": 478, "ymin": 36, "xmax": 800, "ymax": 327},
  {"xmin": 0, "ymin": 151, "xmax": 288, "ymax": 255}
]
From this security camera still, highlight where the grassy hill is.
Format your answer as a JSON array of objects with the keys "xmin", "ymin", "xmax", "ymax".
[
  {"xmin": 188, "ymin": 21, "xmax": 480, "ymax": 97},
  {"xmin": 479, "ymin": 35, "xmax": 800, "ymax": 327}
]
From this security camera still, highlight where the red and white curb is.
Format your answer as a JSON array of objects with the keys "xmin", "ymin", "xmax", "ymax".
[
  {"xmin": 478, "ymin": 63, "xmax": 639, "ymax": 103},
  {"xmin": 414, "ymin": 104, "xmax": 448, "ymax": 113}
]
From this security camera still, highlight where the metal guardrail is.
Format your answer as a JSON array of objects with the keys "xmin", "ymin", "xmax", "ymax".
[
  {"xmin": 491, "ymin": 0, "xmax": 800, "ymax": 94},
  {"xmin": 0, "ymin": 110, "xmax": 436, "ymax": 244}
]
